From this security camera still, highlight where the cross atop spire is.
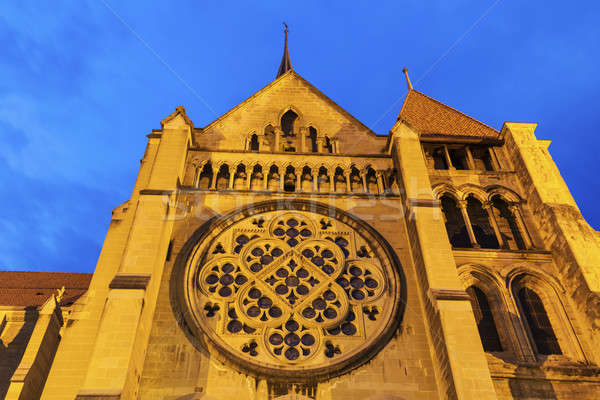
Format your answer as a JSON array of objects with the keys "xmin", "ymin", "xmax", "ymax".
[{"xmin": 276, "ymin": 22, "xmax": 293, "ymax": 78}]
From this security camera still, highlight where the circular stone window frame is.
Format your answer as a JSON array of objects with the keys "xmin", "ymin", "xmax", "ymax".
[{"xmin": 170, "ymin": 200, "xmax": 406, "ymax": 383}]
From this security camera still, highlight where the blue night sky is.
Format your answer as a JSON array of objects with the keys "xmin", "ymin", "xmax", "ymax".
[{"xmin": 1, "ymin": 1, "xmax": 598, "ymax": 272}]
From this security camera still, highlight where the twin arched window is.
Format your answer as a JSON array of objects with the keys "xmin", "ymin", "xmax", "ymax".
[
  {"xmin": 440, "ymin": 196, "xmax": 470, "ymax": 248},
  {"xmin": 466, "ymin": 286, "xmax": 503, "ymax": 352},
  {"xmin": 466, "ymin": 283, "xmax": 562, "ymax": 356},
  {"xmin": 517, "ymin": 287, "xmax": 562, "ymax": 355}
]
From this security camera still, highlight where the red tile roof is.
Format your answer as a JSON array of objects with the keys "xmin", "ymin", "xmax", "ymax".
[
  {"xmin": 398, "ymin": 90, "xmax": 500, "ymax": 140},
  {"xmin": 0, "ymin": 271, "xmax": 92, "ymax": 308}
]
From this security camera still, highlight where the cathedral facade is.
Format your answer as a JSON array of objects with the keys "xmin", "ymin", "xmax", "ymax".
[{"xmin": 2, "ymin": 35, "xmax": 600, "ymax": 400}]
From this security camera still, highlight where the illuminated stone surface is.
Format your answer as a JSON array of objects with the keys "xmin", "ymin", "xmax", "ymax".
[{"xmin": 176, "ymin": 208, "xmax": 403, "ymax": 381}]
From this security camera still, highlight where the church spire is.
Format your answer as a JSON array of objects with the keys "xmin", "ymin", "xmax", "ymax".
[{"xmin": 276, "ymin": 22, "xmax": 293, "ymax": 78}]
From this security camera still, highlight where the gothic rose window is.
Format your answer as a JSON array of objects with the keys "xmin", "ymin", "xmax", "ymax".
[{"xmin": 175, "ymin": 204, "xmax": 404, "ymax": 381}]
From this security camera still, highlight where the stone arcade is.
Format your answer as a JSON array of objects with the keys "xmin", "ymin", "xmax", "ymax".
[{"xmin": 2, "ymin": 30, "xmax": 600, "ymax": 400}]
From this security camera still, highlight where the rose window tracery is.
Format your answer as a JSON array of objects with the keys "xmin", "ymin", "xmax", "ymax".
[{"xmin": 176, "ymin": 204, "xmax": 404, "ymax": 381}]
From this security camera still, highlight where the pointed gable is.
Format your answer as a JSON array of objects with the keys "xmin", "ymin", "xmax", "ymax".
[
  {"xmin": 398, "ymin": 90, "xmax": 500, "ymax": 140},
  {"xmin": 161, "ymin": 105, "xmax": 193, "ymax": 129},
  {"xmin": 196, "ymin": 71, "xmax": 385, "ymax": 153}
]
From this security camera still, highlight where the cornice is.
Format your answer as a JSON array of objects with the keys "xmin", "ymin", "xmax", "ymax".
[
  {"xmin": 452, "ymin": 248, "xmax": 553, "ymax": 263},
  {"xmin": 109, "ymin": 273, "xmax": 151, "ymax": 290}
]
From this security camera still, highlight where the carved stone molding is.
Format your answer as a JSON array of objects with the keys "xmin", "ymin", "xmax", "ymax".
[
  {"xmin": 428, "ymin": 288, "xmax": 471, "ymax": 302},
  {"xmin": 171, "ymin": 200, "xmax": 406, "ymax": 382},
  {"xmin": 75, "ymin": 389, "xmax": 121, "ymax": 400},
  {"xmin": 139, "ymin": 189, "xmax": 173, "ymax": 196}
]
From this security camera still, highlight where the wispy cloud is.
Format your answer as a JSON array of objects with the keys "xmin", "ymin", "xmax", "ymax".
[{"xmin": 0, "ymin": 1, "xmax": 598, "ymax": 273}]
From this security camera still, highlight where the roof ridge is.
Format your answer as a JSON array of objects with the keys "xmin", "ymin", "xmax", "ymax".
[
  {"xmin": 397, "ymin": 89, "xmax": 413, "ymax": 122},
  {"xmin": 410, "ymin": 90, "xmax": 499, "ymax": 134},
  {"xmin": 200, "ymin": 70, "xmax": 379, "ymax": 136},
  {"xmin": 292, "ymin": 73, "xmax": 378, "ymax": 136},
  {"xmin": 200, "ymin": 70, "xmax": 294, "ymax": 131}
]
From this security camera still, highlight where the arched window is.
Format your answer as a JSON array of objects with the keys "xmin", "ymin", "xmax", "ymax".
[
  {"xmin": 308, "ymin": 127, "xmax": 318, "ymax": 153},
  {"xmin": 301, "ymin": 166, "xmax": 313, "ymax": 192},
  {"xmin": 283, "ymin": 166, "xmax": 296, "ymax": 192},
  {"xmin": 249, "ymin": 165, "xmax": 263, "ymax": 191},
  {"xmin": 216, "ymin": 164, "xmax": 230, "ymax": 190},
  {"xmin": 317, "ymin": 166, "xmax": 329, "ymax": 192},
  {"xmin": 281, "ymin": 110, "xmax": 298, "ymax": 136},
  {"xmin": 197, "ymin": 162, "xmax": 213, "ymax": 189},
  {"xmin": 233, "ymin": 164, "xmax": 247, "ymax": 190},
  {"xmin": 267, "ymin": 165, "xmax": 280, "ymax": 192},
  {"xmin": 466, "ymin": 196, "xmax": 499, "ymax": 249},
  {"xmin": 440, "ymin": 195, "xmax": 471, "ymax": 248},
  {"xmin": 466, "ymin": 286, "xmax": 503, "ymax": 352},
  {"xmin": 517, "ymin": 287, "xmax": 562, "ymax": 355},
  {"xmin": 492, "ymin": 196, "xmax": 526, "ymax": 250},
  {"xmin": 349, "ymin": 166, "xmax": 362, "ymax": 193},
  {"xmin": 249, "ymin": 134, "xmax": 259, "ymax": 151},
  {"xmin": 324, "ymin": 136, "xmax": 333, "ymax": 153},
  {"xmin": 366, "ymin": 167, "xmax": 378, "ymax": 194}
]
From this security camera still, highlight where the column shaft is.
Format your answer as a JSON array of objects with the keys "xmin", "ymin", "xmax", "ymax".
[
  {"xmin": 465, "ymin": 146, "xmax": 475, "ymax": 170},
  {"xmin": 509, "ymin": 204, "xmax": 533, "ymax": 249},
  {"xmin": 210, "ymin": 170, "xmax": 218, "ymax": 190},
  {"xmin": 484, "ymin": 202, "xmax": 505, "ymax": 248},
  {"xmin": 443, "ymin": 145, "xmax": 455, "ymax": 170},
  {"xmin": 458, "ymin": 200, "xmax": 480, "ymax": 248},
  {"xmin": 376, "ymin": 173, "xmax": 384, "ymax": 194}
]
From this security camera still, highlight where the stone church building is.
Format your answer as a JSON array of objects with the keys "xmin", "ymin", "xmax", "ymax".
[{"xmin": 2, "ymin": 31, "xmax": 600, "ymax": 400}]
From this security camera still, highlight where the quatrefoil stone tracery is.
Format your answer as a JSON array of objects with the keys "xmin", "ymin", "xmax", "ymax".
[{"xmin": 182, "ymin": 207, "xmax": 403, "ymax": 379}]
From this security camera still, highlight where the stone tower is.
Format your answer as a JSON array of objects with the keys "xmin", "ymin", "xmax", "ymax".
[{"xmin": 5, "ymin": 30, "xmax": 600, "ymax": 400}]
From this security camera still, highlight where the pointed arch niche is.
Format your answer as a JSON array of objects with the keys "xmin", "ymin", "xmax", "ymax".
[
  {"xmin": 197, "ymin": 161, "xmax": 213, "ymax": 189},
  {"xmin": 250, "ymin": 164, "xmax": 264, "ymax": 191},
  {"xmin": 457, "ymin": 265, "xmax": 519, "ymax": 359},
  {"xmin": 466, "ymin": 286, "xmax": 503, "ymax": 352},
  {"xmin": 466, "ymin": 196, "xmax": 499, "ymax": 249},
  {"xmin": 491, "ymin": 196, "xmax": 526, "ymax": 250},
  {"xmin": 440, "ymin": 195, "xmax": 471, "ymax": 248},
  {"xmin": 216, "ymin": 164, "xmax": 230, "ymax": 190},
  {"xmin": 508, "ymin": 271, "xmax": 588, "ymax": 362},
  {"xmin": 249, "ymin": 133, "xmax": 259, "ymax": 151},
  {"xmin": 281, "ymin": 109, "xmax": 298, "ymax": 136}
]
